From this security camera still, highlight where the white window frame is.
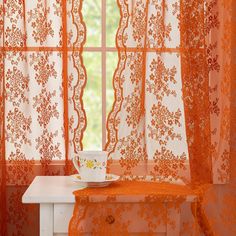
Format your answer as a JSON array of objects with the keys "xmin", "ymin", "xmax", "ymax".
[{"xmin": 83, "ymin": 0, "xmax": 117, "ymax": 149}]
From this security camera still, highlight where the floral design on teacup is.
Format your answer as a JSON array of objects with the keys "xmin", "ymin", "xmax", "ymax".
[
  {"xmin": 105, "ymin": 175, "xmax": 113, "ymax": 180},
  {"xmin": 75, "ymin": 174, "xmax": 115, "ymax": 181},
  {"xmin": 79, "ymin": 158, "xmax": 106, "ymax": 170}
]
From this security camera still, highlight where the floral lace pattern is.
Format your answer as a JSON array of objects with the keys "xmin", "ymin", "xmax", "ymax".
[
  {"xmin": 106, "ymin": 0, "xmax": 189, "ymax": 182},
  {"xmin": 0, "ymin": 0, "xmax": 87, "ymax": 235},
  {"xmin": 106, "ymin": 0, "xmax": 233, "ymax": 184},
  {"xmin": 0, "ymin": 0, "xmax": 235, "ymax": 235},
  {"xmin": 69, "ymin": 181, "xmax": 209, "ymax": 235}
]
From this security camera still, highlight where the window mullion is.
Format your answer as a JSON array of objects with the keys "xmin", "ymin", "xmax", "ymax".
[{"xmin": 101, "ymin": 0, "xmax": 106, "ymax": 150}]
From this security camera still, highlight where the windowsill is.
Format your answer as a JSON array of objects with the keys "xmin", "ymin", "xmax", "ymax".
[{"xmin": 4, "ymin": 159, "xmax": 228, "ymax": 186}]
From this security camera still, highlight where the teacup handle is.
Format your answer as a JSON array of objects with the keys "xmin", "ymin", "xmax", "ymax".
[{"xmin": 72, "ymin": 155, "xmax": 80, "ymax": 173}]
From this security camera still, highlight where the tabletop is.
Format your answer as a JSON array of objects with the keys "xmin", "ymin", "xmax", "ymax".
[
  {"xmin": 73, "ymin": 180, "xmax": 198, "ymax": 203},
  {"xmin": 22, "ymin": 176, "xmax": 199, "ymax": 204},
  {"xmin": 22, "ymin": 176, "xmax": 85, "ymax": 204}
]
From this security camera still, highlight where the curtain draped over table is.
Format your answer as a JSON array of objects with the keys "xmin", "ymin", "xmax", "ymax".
[{"xmin": 0, "ymin": 0, "xmax": 236, "ymax": 235}]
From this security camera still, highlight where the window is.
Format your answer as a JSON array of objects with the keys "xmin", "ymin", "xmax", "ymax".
[{"xmin": 82, "ymin": 0, "xmax": 119, "ymax": 150}]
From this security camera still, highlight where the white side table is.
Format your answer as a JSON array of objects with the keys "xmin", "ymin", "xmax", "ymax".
[
  {"xmin": 22, "ymin": 176, "xmax": 85, "ymax": 236},
  {"xmin": 22, "ymin": 176, "xmax": 197, "ymax": 236}
]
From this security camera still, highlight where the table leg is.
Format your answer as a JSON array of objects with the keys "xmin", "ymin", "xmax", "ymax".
[
  {"xmin": 40, "ymin": 203, "xmax": 54, "ymax": 236},
  {"xmin": 166, "ymin": 207, "xmax": 180, "ymax": 236}
]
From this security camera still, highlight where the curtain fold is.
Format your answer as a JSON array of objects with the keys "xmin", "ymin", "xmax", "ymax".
[
  {"xmin": 180, "ymin": 0, "xmax": 212, "ymax": 184},
  {"xmin": 0, "ymin": 0, "xmax": 86, "ymax": 234},
  {"xmin": 0, "ymin": 1, "xmax": 7, "ymax": 234}
]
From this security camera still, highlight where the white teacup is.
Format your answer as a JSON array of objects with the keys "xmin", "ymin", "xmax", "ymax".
[{"xmin": 72, "ymin": 151, "xmax": 108, "ymax": 182}]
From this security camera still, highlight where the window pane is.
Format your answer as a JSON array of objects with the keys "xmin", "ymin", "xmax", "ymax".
[
  {"xmin": 82, "ymin": 0, "xmax": 101, "ymax": 47},
  {"xmin": 83, "ymin": 52, "xmax": 102, "ymax": 150},
  {"xmin": 106, "ymin": 0, "xmax": 120, "ymax": 47},
  {"xmin": 106, "ymin": 52, "xmax": 118, "ymax": 118}
]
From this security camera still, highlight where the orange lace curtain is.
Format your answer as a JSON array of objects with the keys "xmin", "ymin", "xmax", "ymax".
[
  {"xmin": 0, "ymin": 0, "xmax": 86, "ymax": 235},
  {"xmin": 106, "ymin": 0, "xmax": 233, "ymax": 186},
  {"xmin": 0, "ymin": 0, "xmax": 235, "ymax": 235},
  {"xmin": 70, "ymin": 0, "xmax": 236, "ymax": 235},
  {"xmin": 101, "ymin": 0, "xmax": 235, "ymax": 234}
]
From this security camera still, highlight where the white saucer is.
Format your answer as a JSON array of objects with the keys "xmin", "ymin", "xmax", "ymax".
[{"xmin": 71, "ymin": 174, "xmax": 120, "ymax": 187}]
